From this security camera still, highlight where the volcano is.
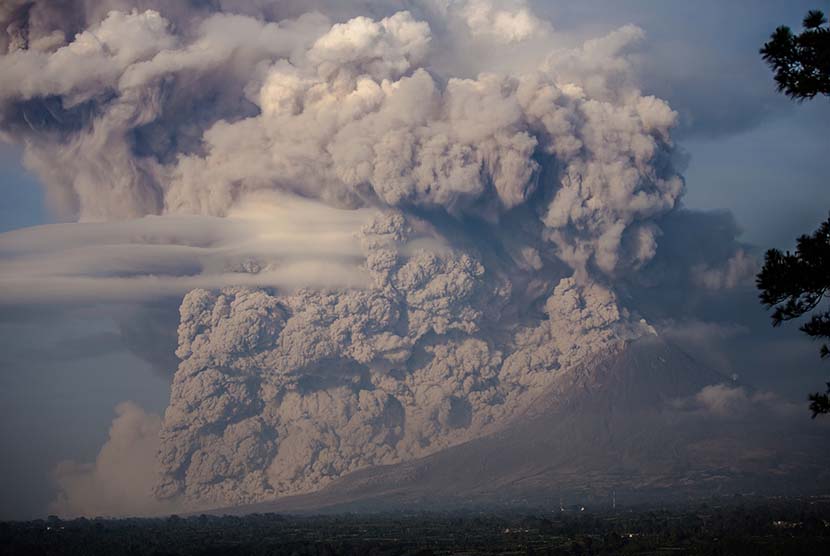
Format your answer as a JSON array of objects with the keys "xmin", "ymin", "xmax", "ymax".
[{"xmin": 218, "ymin": 336, "xmax": 830, "ymax": 514}]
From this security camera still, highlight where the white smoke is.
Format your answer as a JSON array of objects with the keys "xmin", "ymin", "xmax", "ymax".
[
  {"xmin": 0, "ymin": 1, "xmax": 752, "ymax": 514},
  {"xmin": 692, "ymin": 249, "xmax": 756, "ymax": 290},
  {"xmin": 460, "ymin": 0, "xmax": 550, "ymax": 44},
  {"xmin": 671, "ymin": 383, "xmax": 798, "ymax": 420},
  {"xmin": 50, "ymin": 402, "xmax": 179, "ymax": 517}
]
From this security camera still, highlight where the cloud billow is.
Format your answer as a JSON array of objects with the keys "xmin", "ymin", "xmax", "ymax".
[
  {"xmin": 154, "ymin": 212, "xmax": 652, "ymax": 506},
  {"xmin": 1, "ymin": 2, "xmax": 683, "ymax": 278},
  {"xmin": 0, "ymin": 1, "xmax": 755, "ymax": 514}
]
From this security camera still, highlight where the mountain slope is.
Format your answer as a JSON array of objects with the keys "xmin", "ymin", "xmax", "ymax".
[{"xmin": 217, "ymin": 336, "xmax": 830, "ymax": 514}]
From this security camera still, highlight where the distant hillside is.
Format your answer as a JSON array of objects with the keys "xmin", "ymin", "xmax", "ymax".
[{"xmin": 217, "ymin": 336, "xmax": 830, "ymax": 515}]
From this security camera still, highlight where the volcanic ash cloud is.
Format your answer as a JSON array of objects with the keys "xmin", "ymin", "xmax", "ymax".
[
  {"xmin": 0, "ymin": 4, "xmax": 682, "ymax": 278},
  {"xmin": 155, "ymin": 212, "xmax": 653, "ymax": 506},
  {"xmin": 0, "ymin": 2, "xmax": 718, "ymax": 512}
]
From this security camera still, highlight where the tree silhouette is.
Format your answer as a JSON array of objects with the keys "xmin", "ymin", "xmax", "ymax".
[
  {"xmin": 760, "ymin": 9, "xmax": 830, "ymax": 100},
  {"xmin": 757, "ymin": 9, "xmax": 830, "ymax": 417},
  {"xmin": 757, "ymin": 217, "xmax": 830, "ymax": 417}
]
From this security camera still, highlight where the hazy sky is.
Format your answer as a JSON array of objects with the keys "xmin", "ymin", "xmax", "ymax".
[
  {"xmin": 534, "ymin": 0, "xmax": 830, "ymax": 249},
  {"xmin": 0, "ymin": 0, "xmax": 828, "ymax": 519}
]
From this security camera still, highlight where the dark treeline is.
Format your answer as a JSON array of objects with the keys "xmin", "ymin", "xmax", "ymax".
[{"xmin": 2, "ymin": 497, "xmax": 830, "ymax": 555}]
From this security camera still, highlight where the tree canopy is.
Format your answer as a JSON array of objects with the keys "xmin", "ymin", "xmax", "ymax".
[
  {"xmin": 757, "ymin": 217, "xmax": 830, "ymax": 416},
  {"xmin": 760, "ymin": 9, "xmax": 830, "ymax": 100},
  {"xmin": 757, "ymin": 9, "xmax": 830, "ymax": 417}
]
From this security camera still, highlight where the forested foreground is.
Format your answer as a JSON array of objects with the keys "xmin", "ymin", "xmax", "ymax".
[{"xmin": 2, "ymin": 497, "xmax": 830, "ymax": 555}]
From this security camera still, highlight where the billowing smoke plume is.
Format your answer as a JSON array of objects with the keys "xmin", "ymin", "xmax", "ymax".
[
  {"xmin": 0, "ymin": 1, "xmax": 745, "ymax": 513},
  {"xmin": 154, "ymin": 212, "xmax": 652, "ymax": 505},
  {"xmin": 0, "ymin": 1, "xmax": 682, "ymax": 277},
  {"xmin": 50, "ymin": 402, "xmax": 179, "ymax": 517}
]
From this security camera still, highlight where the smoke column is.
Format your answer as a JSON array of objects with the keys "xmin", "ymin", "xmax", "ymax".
[{"xmin": 0, "ymin": 1, "xmax": 749, "ymax": 513}]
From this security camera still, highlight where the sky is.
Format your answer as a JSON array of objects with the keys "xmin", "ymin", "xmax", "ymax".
[
  {"xmin": 534, "ymin": 0, "xmax": 830, "ymax": 249},
  {"xmin": 0, "ymin": 0, "xmax": 828, "ymax": 519}
]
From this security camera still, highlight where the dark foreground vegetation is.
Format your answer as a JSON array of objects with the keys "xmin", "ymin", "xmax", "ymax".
[{"xmin": 2, "ymin": 497, "xmax": 830, "ymax": 556}]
